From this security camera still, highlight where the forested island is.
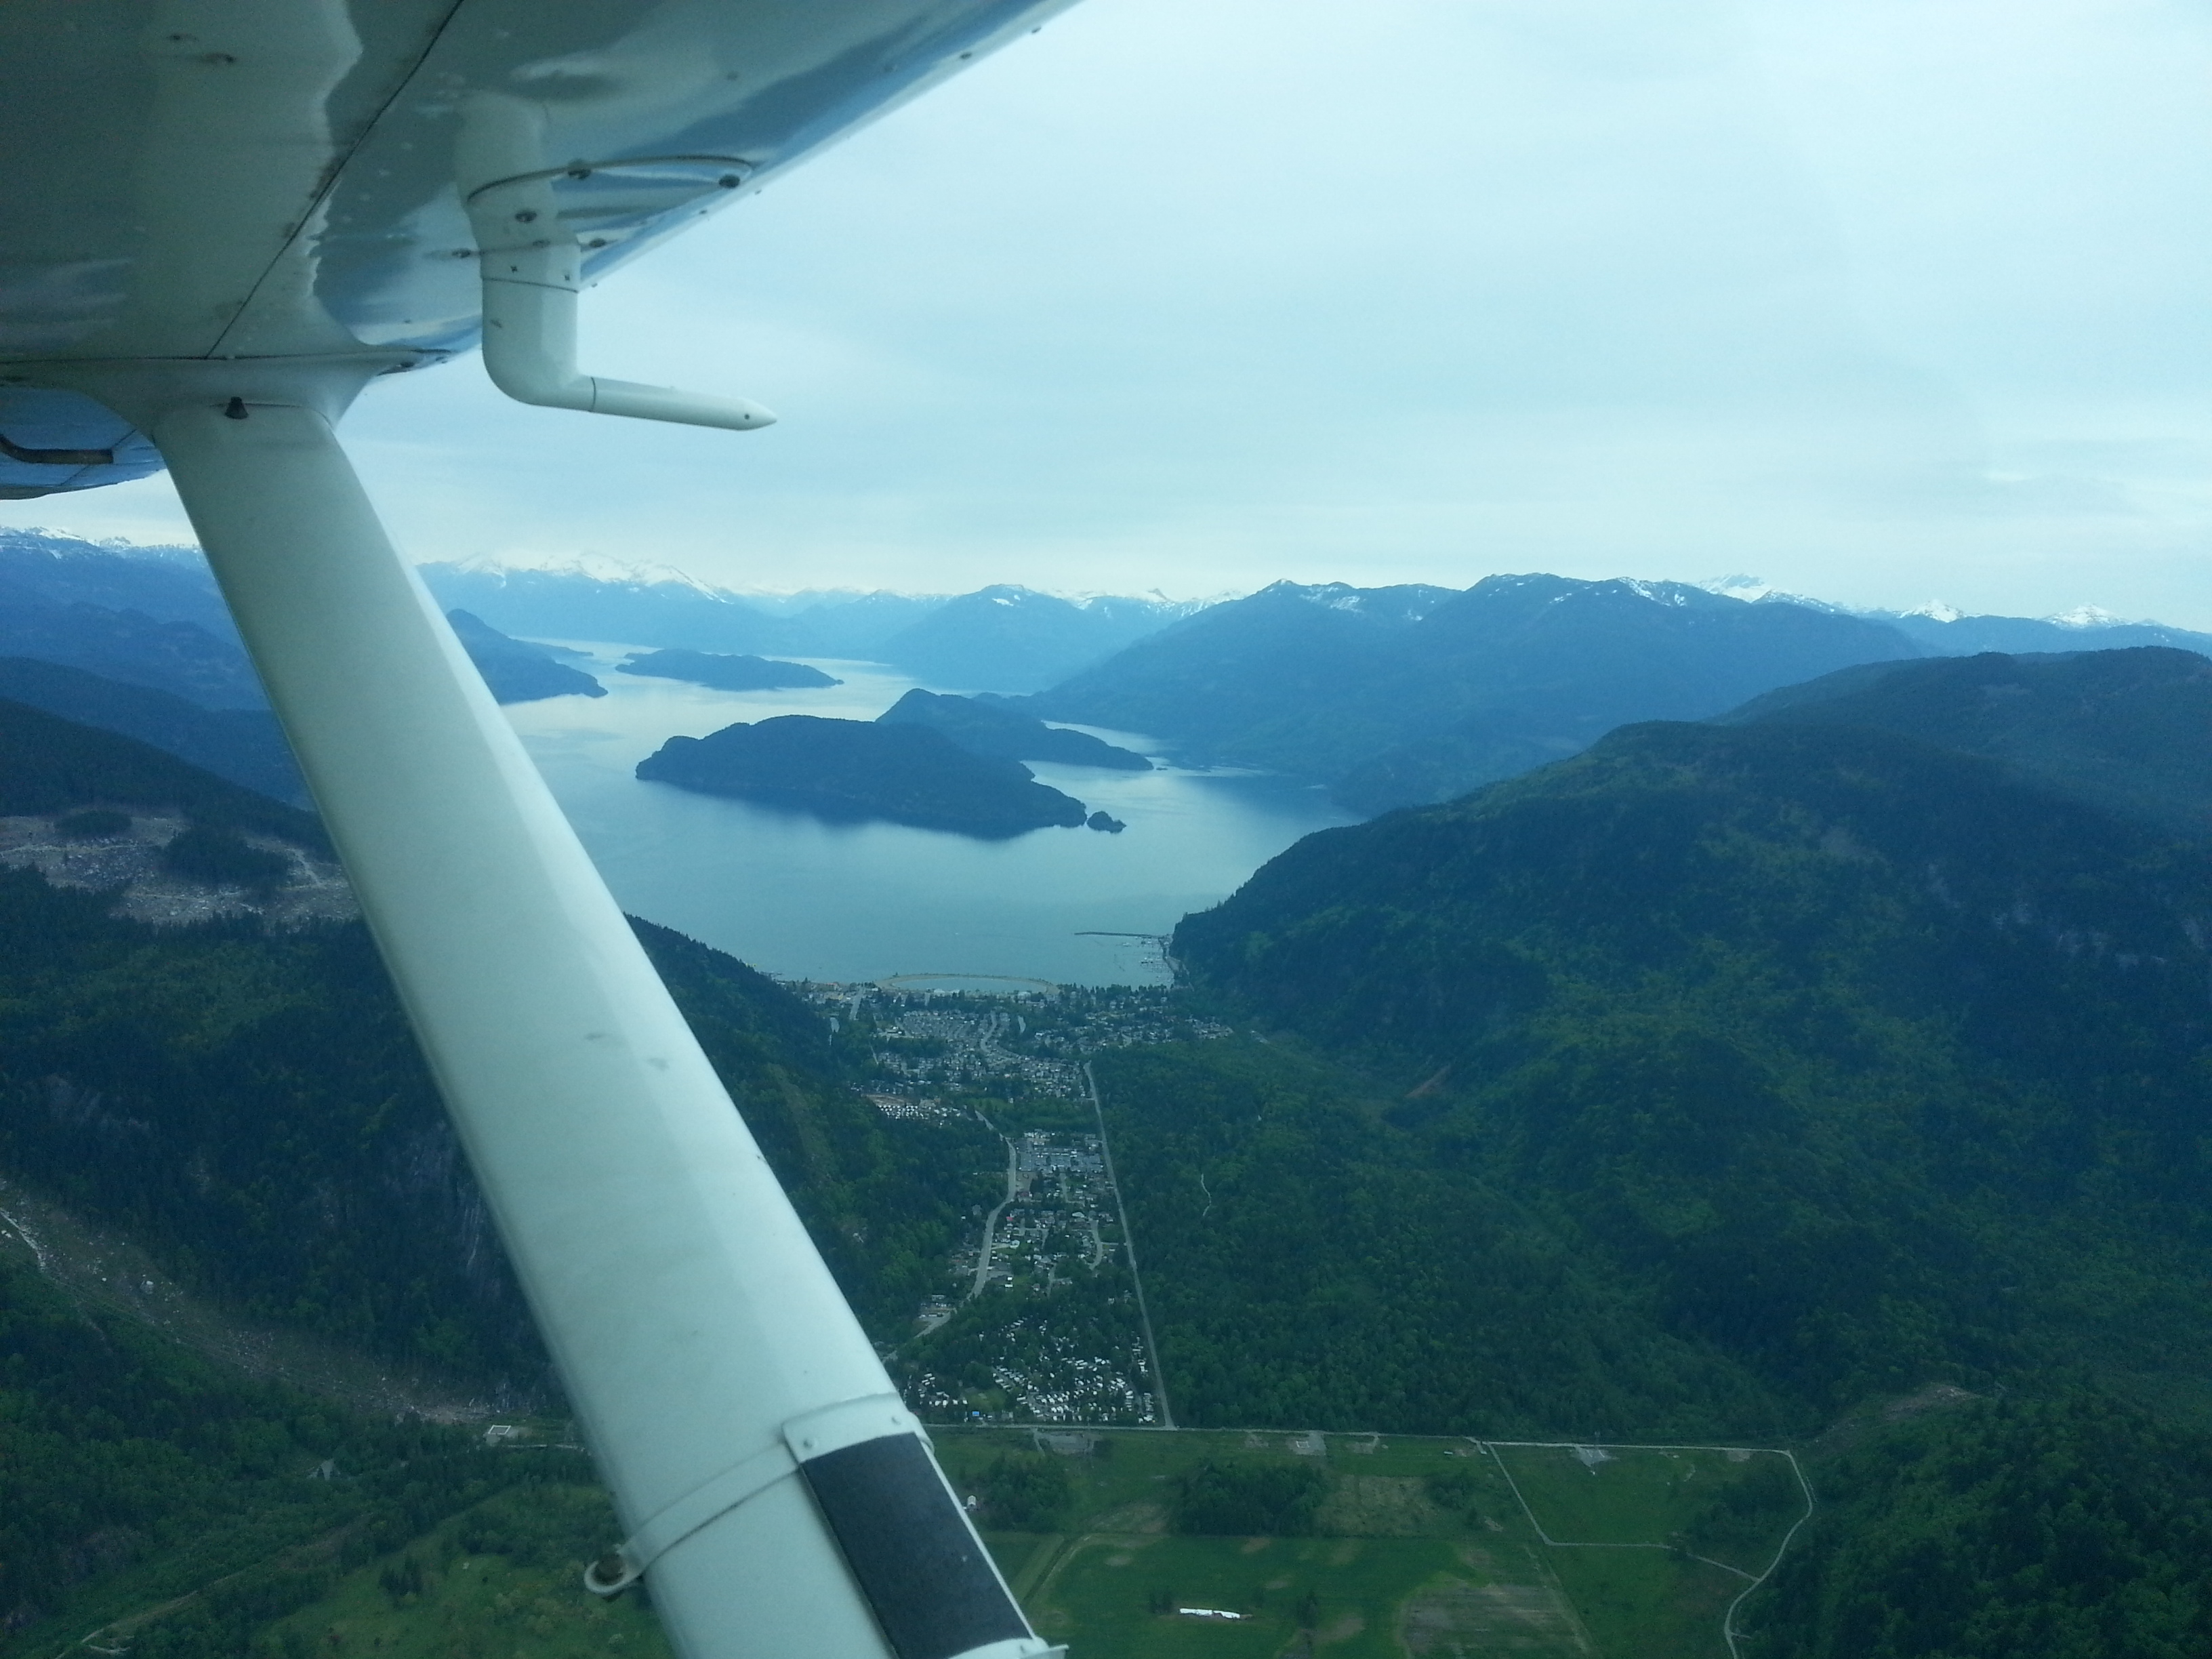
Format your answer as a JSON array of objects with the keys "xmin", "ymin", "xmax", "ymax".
[
  {"xmin": 876, "ymin": 689, "xmax": 1150, "ymax": 769},
  {"xmin": 634, "ymin": 714, "xmax": 1090, "ymax": 837},
  {"xmin": 617, "ymin": 649, "xmax": 841, "ymax": 691},
  {"xmin": 445, "ymin": 610, "xmax": 603, "ymax": 703}
]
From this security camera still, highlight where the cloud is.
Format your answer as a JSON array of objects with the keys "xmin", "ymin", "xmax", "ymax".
[{"xmin": 6, "ymin": 0, "xmax": 2209, "ymax": 622}]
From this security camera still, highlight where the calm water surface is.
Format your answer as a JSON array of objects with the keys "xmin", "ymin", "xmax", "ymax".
[{"xmin": 504, "ymin": 648, "xmax": 1355, "ymax": 985}]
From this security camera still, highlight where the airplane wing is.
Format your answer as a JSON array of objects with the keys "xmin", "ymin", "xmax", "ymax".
[
  {"xmin": 2, "ymin": 0, "xmax": 1075, "ymax": 480},
  {"xmin": 1, "ymin": 6, "xmax": 1080, "ymax": 1658}
]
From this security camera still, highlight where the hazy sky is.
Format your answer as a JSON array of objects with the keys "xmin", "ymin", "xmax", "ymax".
[{"xmin": 9, "ymin": 0, "xmax": 2212, "ymax": 623}]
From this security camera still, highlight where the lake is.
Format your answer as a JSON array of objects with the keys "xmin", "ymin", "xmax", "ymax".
[{"xmin": 503, "ymin": 648, "xmax": 1356, "ymax": 986}]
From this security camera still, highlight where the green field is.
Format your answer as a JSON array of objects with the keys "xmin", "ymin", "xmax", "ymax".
[
  {"xmin": 240, "ymin": 1479, "xmax": 674, "ymax": 1659},
  {"xmin": 933, "ymin": 1428, "xmax": 1810, "ymax": 1658},
  {"xmin": 258, "ymin": 1530, "xmax": 674, "ymax": 1659},
  {"xmin": 196, "ymin": 1429, "xmax": 1804, "ymax": 1659}
]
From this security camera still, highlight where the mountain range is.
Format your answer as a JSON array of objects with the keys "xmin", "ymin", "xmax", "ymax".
[
  {"xmin": 1029, "ymin": 576, "xmax": 2212, "ymax": 813},
  {"xmin": 10, "ymin": 531, "xmax": 2209, "ymax": 821},
  {"xmin": 1027, "ymin": 575, "xmax": 1928, "ymax": 809},
  {"xmin": 417, "ymin": 560, "xmax": 942, "ymax": 658},
  {"xmin": 1873, "ymin": 605, "xmax": 2212, "ymax": 657},
  {"xmin": 0, "ymin": 530, "xmax": 264, "ymax": 708},
  {"xmin": 420, "ymin": 564, "xmax": 1199, "ymax": 692},
  {"xmin": 863, "ymin": 586, "xmax": 1194, "ymax": 692}
]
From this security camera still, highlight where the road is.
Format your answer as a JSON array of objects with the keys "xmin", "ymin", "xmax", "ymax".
[
  {"xmin": 1085, "ymin": 1060, "xmax": 1176, "ymax": 1430},
  {"xmin": 967, "ymin": 1136, "xmax": 1019, "ymax": 1301}
]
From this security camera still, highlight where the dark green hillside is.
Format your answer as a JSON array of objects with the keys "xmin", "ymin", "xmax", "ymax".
[
  {"xmin": 0, "ymin": 1252, "xmax": 547, "ymax": 1655},
  {"xmin": 0, "ymin": 694, "xmax": 321, "ymax": 844},
  {"xmin": 1094, "ymin": 1038, "xmax": 1788, "ymax": 1440},
  {"xmin": 0, "ymin": 656, "xmax": 306, "ymax": 804},
  {"xmin": 1721, "ymin": 645, "xmax": 2212, "ymax": 840},
  {"xmin": 0, "ymin": 886, "xmax": 985, "ymax": 1392},
  {"xmin": 0, "ymin": 700, "xmax": 983, "ymax": 1370},
  {"xmin": 1161, "ymin": 720, "xmax": 2212, "ymax": 1424},
  {"xmin": 1755, "ymin": 1386, "xmax": 2212, "ymax": 1658}
]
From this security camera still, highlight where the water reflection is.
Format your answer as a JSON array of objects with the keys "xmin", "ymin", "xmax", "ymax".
[{"xmin": 503, "ymin": 647, "xmax": 1355, "ymax": 986}]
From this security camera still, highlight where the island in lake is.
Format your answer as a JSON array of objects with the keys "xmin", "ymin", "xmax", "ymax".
[
  {"xmin": 447, "ymin": 610, "xmax": 605, "ymax": 703},
  {"xmin": 876, "ymin": 689, "xmax": 1151, "ymax": 769},
  {"xmin": 618, "ymin": 649, "xmax": 842, "ymax": 691},
  {"xmin": 635, "ymin": 715, "xmax": 1090, "ymax": 838}
]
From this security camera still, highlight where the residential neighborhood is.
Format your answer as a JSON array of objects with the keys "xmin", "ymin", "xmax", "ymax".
[{"xmin": 787, "ymin": 979, "xmax": 1226, "ymax": 1425}]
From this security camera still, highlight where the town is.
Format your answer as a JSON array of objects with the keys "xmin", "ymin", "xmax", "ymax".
[{"xmin": 789, "ymin": 979, "xmax": 1229, "ymax": 1425}]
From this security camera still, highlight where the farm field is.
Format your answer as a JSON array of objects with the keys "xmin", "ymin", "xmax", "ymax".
[
  {"xmin": 203, "ymin": 1427, "xmax": 1805, "ymax": 1659},
  {"xmin": 248, "ymin": 1480, "xmax": 676, "ymax": 1659},
  {"xmin": 933, "ymin": 1427, "xmax": 1810, "ymax": 1658}
]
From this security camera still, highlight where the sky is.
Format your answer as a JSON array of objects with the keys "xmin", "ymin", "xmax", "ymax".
[{"xmin": 9, "ymin": 0, "xmax": 2212, "ymax": 623}]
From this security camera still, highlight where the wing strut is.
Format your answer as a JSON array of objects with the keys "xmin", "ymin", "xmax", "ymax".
[{"xmin": 145, "ymin": 382, "xmax": 1053, "ymax": 1659}]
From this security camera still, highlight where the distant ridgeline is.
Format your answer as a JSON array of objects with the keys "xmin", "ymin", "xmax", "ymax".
[
  {"xmin": 0, "ymin": 529, "xmax": 266, "ymax": 708},
  {"xmin": 1717, "ymin": 644, "xmax": 2212, "ymax": 842},
  {"xmin": 636, "ymin": 714, "xmax": 1102, "ymax": 838},
  {"xmin": 1027, "ymin": 575, "xmax": 1925, "ymax": 811},
  {"xmin": 1025, "ymin": 575, "xmax": 2212, "ymax": 813},
  {"xmin": 418, "ymin": 563, "xmax": 1200, "ymax": 695},
  {"xmin": 11, "ymin": 530, "xmax": 2210, "ymax": 808}
]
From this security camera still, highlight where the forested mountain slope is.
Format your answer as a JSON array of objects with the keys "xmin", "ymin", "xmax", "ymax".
[
  {"xmin": 0, "ymin": 657, "xmax": 304, "ymax": 804},
  {"xmin": 1159, "ymin": 719, "xmax": 2212, "ymax": 1430},
  {"xmin": 1031, "ymin": 575, "xmax": 1921, "ymax": 810},
  {"xmin": 0, "ymin": 707, "xmax": 1004, "ymax": 1656},
  {"xmin": 0, "ymin": 694, "xmax": 319, "ymax": 842},
  {"xmin": 1142, "ymin": 708, "xmax": 2212, "ymax": 1646},
  {"xmin": 0, "ymin": 869, "xmax": 978, "ymax": 1392},
  {"xmin": 0, "ymin": 705, "xmax": 985, "ymax": 1389},
  {"xmin": 0, "ymin": 1250, "xmax": 567, "ymax": 1658},
  {"xmin": 1721, "ymin": 644, "xmax": 2212, "ymax": 840},
  {"xmin": 1752, "ymin": 1387, "xmax": 2212, "ymax": 1658}
]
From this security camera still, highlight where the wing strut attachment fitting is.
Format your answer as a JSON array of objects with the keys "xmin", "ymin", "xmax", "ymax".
[{"xmin": 460, "ymin": 96, "xmax": 775, "ymax": 433}]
